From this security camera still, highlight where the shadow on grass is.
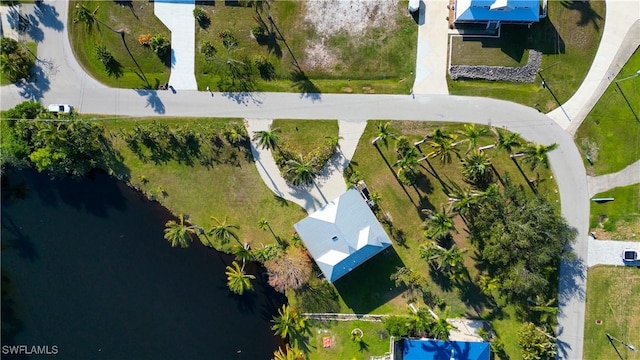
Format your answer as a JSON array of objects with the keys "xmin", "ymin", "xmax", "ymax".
[
  {"xmin": 295, "ymin": 278, "xmax": 341, "ymax": 313},
  {"xmin": 333, "ymin": 247, "xmax": 405, "ymax": 314},
  {"xmin": 560, "ymin": 0, "xmax": 603, "ymax": 30},
  {"xmin": 290, "ymin": 70, "xmax": 321, "ymax": 101}
]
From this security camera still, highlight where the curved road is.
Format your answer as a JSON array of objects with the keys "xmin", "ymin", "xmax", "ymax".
[{"xmin": 4, "ymin": 1, "xmax": 632, "ymax": 359}]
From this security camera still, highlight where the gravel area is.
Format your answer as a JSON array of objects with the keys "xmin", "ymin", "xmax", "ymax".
[{"xmin": 449, "ymin": 49, "xmax": 542, "ymax": 82}]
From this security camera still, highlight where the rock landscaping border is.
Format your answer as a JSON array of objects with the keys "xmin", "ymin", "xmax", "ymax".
[{"xmin": 449, "ymin": 49, "xmax": 542, "ymax": 82}]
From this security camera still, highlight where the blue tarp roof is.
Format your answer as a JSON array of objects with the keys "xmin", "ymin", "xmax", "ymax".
[
  {"xmin": 403, "ymin": 339, "xmax": 490, "ymax": 360},
  {"xmin": 455, "ymin": 0, "xmax": 540, "ymax": 22}
]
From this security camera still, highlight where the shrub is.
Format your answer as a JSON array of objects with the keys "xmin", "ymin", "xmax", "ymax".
[
  {"xmin": 218, "ymin": 30, "xmax": 238, "ymax": 50},
  {"xmin": 137, "ymin": 33, "xmax": 152, "ymax": 46},
  {"xmin": 0, "ymin": 37, "xmax": 18, "ymax": 54},
  {"xmin": 0, "ymin": 38, "xmax": 34, "ymax": 82},
  {"xmin": 193, "ymin": 7, "xmax": 210, "ymax": 28},
  {"xmin": 251, "ymin": 25, "xmax": 265, "ymax": 39},
  {"xmin": 150, "ymin": 34, "xmax": 170, "ymax": 58},
  {"xmin": 200, "ymin": 40, "xmax": 217, "ymax": 62},
  {"xmin": 253, "ymin": 55, "xmax": 275, "ymax": 80},
  {"xmin": 95, "ymin": 45, "xmax": 114, "ymax": 66}
]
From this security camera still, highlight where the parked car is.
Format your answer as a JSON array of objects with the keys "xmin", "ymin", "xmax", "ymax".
[
  {"xmin": 47, "ymin": 104, "xmax": 73, "ymax": 114},
  {"xmin": 408, "ymin": 0, "xmax": 420, "ymax": 13},
  {"xmin": 622, "ymin": 249, "xmax": 638, "ymax": 262}
]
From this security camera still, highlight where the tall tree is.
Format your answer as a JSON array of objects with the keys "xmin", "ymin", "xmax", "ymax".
[
  {"xmin": 72, "ymin": 3, "xmax": 99, "ymax": 32},
  {"xmin": 257, "ymin": 217, "xmax": 279, "ymax": 243},
  {"xmin": 271, "ymin": 304, "xmax": 309, "ymax": 348},
  {"xmin": 457, "ymin": 123, "xmax": 488, "ymax": 153},
  {"xmin": 447, "ymin": 183, "xmax": 481, "ymax": 219},
  {"xmin": 285, "ymin": 155, "xmax": 317, "ymax": 186},
  {"xmin": 252, "ymin": 127, "xmax": 281, "ymax": 151},
  {"xmin": 273, "ymin": 344, "xmax": 305, "ymax": 360},
  {"xmin": 225, "ymin": 260, "xmax": 255, "ymax": 295},
  {"xmin": 492, "ymin": 127, "xmax": 521, "ymax": 155},
  {"xmin": 421, "ymin": 207, "xmax": 457, "ymax": 241},
  {"xmin": 373, "ymin": 121, "xmax": 396, "ymax": 148},
  {"xmin": 163, "ymin": 214, "xmax": 197, "ymax": 248},
  {"xmin": 265, "ymin": 245, "xmax": 312, "ymax": 293},
  {"xmin": 520, "ymin": 142, "xmax": 559, "ymax": 171},
  {"xmin": 208, "ymin": 216, "xmax": 241, "ymax": 246},
  {"xmin": 426, "ymin": 135, "xmax": 460, "ymax": 165}
]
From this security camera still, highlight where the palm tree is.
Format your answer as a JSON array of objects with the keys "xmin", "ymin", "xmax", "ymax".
[
  {"xmin": 447, "ymin": 183, "xmax": 480, "ymax": 219},
  {"xmin": 209, "ymin": 216, "xmax": 241, "ymax": 246},
  {"xmin": 431, "ymin": 317, "xmax": 454, "ymax": 340},
  {"xmin": 257, "ymin": 217, "xmax": 279, "ymax": 243},
  {"xmin": 324, "ymin": 134, "xmax": 343, "ymax": 151},
  {"xmin": 457, "ymin": 124, "xmax": 488, "ymax": 153},
  {"xmin": 520, "ymin": 142, "xmax": 559, "ymax": 171},
  {"xmin": 285, "ymin": 155, "xmax": 317, "ymax": 186},
  {"xmin": 421, "ymin": 207, "xmax": 457, "ymax": 240},
  {"xmin": 426, "ymin": 135, "xmax": 460, "ymax": 164},
  {"xmin": 73, "ymin": 3, "xmax": 99, "ymax": 32},
  {"xmin": 492, "ymin": 127, "xmax": 521, "ymax": 155},
  {"xmin": 372, "ymin": 121, "xmax": 396, "ymax": 148},
  {"xmin": 461, "ymin": 150, "xmax": 494, "ymax": 186},
  {"xmin": 163, "ymin": 214, "xmax": 197, "ymax": 248},
  {"xmin": 225, "ymin": 260, "xmax": 255, "ymax": 295},
  {"xmin": 252, "ymin": 127, "xmax": 281, "ymax": 151},
  {"xmin": 394, "ymin": 148, "xmax": 419, "ymax": 179},
  {"xmin": 273, "ymin": 344, "xmax": 305, "ymax": 360},
  {"xmin": 271, "ymin": 304, "xmax": 307, "ymax": 344},
  {"xmin": 232, "ymin": 242, "xmax": 254, "ymax": 265}
]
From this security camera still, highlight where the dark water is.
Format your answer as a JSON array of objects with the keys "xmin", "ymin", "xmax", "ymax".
[{"xmin": 1, "ymin": 168, "xmax": 285, "ymax": 360}]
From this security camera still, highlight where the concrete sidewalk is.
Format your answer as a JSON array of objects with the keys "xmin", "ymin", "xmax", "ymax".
[
  {"xmin": 412, "ymin": 0, "xmax": 450, "ymax": 95},
  {"xmin": 154, "ymin": 0, "xmax": 197, "ymax": 90},
  {"xmin": 547, "ymin": 1, "xmax": 640, "ymax": 131},
  {"xmin": 245, "ymin": 119, "xmax": 367, "ymax": 214},
  {"xmin": 588, "ymin": 160, "xmax": 640, "ymax": 197}
]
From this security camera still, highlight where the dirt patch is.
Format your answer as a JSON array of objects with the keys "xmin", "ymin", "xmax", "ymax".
[{"xmin": 302, "ymin": 0, "xmax": 399, "ymax": 70}]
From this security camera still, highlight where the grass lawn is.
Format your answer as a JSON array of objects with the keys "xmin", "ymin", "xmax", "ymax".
[
  {"xmin": 584, "ymin": 266, "xmax": 640, "ymax": 360},
  {"xmin": 306, "ymin": 320, "xmax": 392, "ymax": 360},
  {"xmin": 193, "ymin": 1, "xmax": 417, "ymax": 94},
  {"xmin": 271, "ymin": 119, "xmax": 338, "ymax": 156},
  {"xmin": 589, "ymin": 184, "xmax": 640, "ymax": 241},
  {"xmin": 449, "ymin": 1, "xmax": 605, "ymax": 112},
  {"xmin": 450, "ymin": 25, "xmax": 530, "ymax": 67},
  {"xmin": 575, "ymin": 47, "xmax": 640, "ymax": 176},
  {"xmin": 0, "ymin": 42, "xmax": 37, "ymax": 86},
  {"xmin": 100, "ymin": 117, "xmax": 307, "ymax": 252},
  {"xmin": 68, "ymin": 0, "xmax": 170, "ymax": 89}
]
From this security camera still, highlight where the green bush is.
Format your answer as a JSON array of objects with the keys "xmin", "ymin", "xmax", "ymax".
[
  {"xmin": 0, "ymin": 37, "xmax": 34, "ymax": 82},
  {"xmin": 253, "ymin": 55, "xmax": 275, "ymax": 80},
  {"xmin": 251, "ymin": 25, "xmax": 266, "ymax": 39},
  {"xmin": 150, "ymin": 34, "xmax": 170, "ymax": 58},
  {"xmin": 95, "ymin": 45, "xmax": 114, "ymax": 66},
  {"xmin": 200, "ymin": 40, "xmax": 217, "ymax": 62}
]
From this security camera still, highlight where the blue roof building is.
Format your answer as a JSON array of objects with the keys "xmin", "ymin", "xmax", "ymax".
[
  {"xmin": 454, "ymin": 0, "xmax": 542, "ymax": 27},
  {"xmin": 293, "ymin": 189, "xmax": 392, "ymax": 283},
  {"xmin": 401, "ymin": 339, "xmax": 491, "ymax": 360}
]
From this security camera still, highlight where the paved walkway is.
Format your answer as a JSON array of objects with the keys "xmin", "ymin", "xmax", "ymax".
[
  {"xmin": 412, "ymin": 0, "xmax": 450, "ymax": 95},
  {"xmin": 588, "ymin": 237, "xmax": 640, "ymax": 267},
  {"xmin": 245, "ymin": 118, "xmax": 366, "ymax": 213},
  {"xmin": 547, "ymin": 1, "xmax": 640, "ymax": 131},
  {"xmin": 154, "ymin": 0, "xmax": 197, "ymax": 90},
  {"xmin": 587, "ymin": 160, "xmax": 640, "ymax": 197}
]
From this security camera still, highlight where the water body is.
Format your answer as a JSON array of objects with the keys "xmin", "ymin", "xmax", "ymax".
[{"xmin": 1, "ymin": 168, "xmax": 285, "ymax": 359}]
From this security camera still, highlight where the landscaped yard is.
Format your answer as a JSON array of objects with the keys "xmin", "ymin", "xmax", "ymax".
[
  {"xmin": 450, "ymin": 25, "xmax": 530, "ymax": 67},
  {"xmin": 584, "ymin": 266, "xmax": 640, "ymax": 360},
  {"xmin": 270, "ymin": 119, "xmax": 338, "ymax": 157},
  {"xmin": 575, "ymin": 47, "xmax": 640, "ymax": 176},
  {"xmin": 100, "ymin": 117, "xmax": 307, "ymax": 252},
  {"xmin": 306, "ymin": 320, "xmax": 392, "ymax": 360},
  {"xmin": 68, "ymin": 0, "xmax": 171, "ymax": 88},
  {"xmin": 448, "ymin": 1, "xmax": 606, "ymax": 112},
  {"xmin": 590, "ymin": 184, "xmax": 640, "ymax": 241}
]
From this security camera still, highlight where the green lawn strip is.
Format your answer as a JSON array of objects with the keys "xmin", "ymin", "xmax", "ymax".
[
  {"xmin": 306, "ymin": 320, "xmax": 391, "ymax": 360},
  {"xmin": 68, "ymin": 0, "xmax": 170, "ymax": 88},
  {"xmin": 486, "ymin": 306, "xmax": 524, "ymax": 359},
  {"xmin": 193, "ymin": 1, "xmax": 416, "ymax": 94},
  {"xmin": 100, "ymin": 117, "xmax": 306, "ymax": 251},
  {"xmin": 589, "ymin": 184, "xmax": 640, "ymax": 240},
  {"xmin": 271, "ymin": 119, "xmax": 338, "ymax": 156},
  {"xmin": 0, "ymin": 41, "xmax": 37, "ymax": 86},
  {"xmin": 449, "ymin": 1, "xmax": 605, "ymax": 112},
  {"xmin": 575, "ymin": 47, "xmax": 640, "ymax": 176},
  {"xmin": 450, "ymin": 25, "xmax": 530, "ymax": 67},
  {"xmin": 584, "ymin": 266, "xmax": 640, "ymax": 360}
]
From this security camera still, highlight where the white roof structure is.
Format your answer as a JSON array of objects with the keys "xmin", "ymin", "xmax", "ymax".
[{"xmin": 293, "ymin": 189, "xmax": 392, "ymax": 282}]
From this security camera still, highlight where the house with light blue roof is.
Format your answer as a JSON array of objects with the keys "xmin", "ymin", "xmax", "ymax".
[
  {"xmin": 293, "ymin": 188, "xmax": 392, "ymax": 283},
  {"xmin": 454, "ymin": 0, "xmax": 545, "ymax": 30}
]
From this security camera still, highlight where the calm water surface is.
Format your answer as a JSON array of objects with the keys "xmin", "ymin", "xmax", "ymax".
[{"xmin": 1, "ymin": 168, "xmax": 285, "ymax": 359}]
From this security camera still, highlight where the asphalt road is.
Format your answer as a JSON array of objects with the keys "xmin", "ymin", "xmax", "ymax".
[{"xmin": 0, "ymin": 1, "xmax": 590, "ymax": 358}]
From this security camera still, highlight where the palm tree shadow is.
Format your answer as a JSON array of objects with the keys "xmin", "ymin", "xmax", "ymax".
[
  {"xmin": 560, "ymin": 0, "xmax": 603, "ymax": 29},
  {"xmin": 290, "ymin": 70, "xmax": 321, "ymax": 101}
]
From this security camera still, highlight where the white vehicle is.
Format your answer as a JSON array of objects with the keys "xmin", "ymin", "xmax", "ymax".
[
  {"xmin": 47, "ymin": 104, "xmax": 73, "ymax": 114},
  {"xmin": 408, "ymin": 0, "xmax": 420, "ymax": 13}
]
